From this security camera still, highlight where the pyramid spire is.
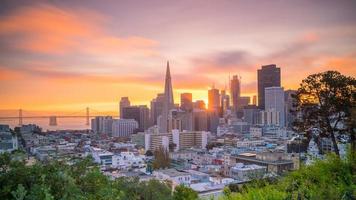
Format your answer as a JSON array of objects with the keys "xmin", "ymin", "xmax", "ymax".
[{"xmin": 160, "ymin": 61, "xmax": 174, "ymax": 133}]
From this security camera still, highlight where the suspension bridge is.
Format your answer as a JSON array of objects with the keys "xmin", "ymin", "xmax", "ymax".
[{"xmin": 0, "ymin": 108, "xmax": 111, "ymax": 126}]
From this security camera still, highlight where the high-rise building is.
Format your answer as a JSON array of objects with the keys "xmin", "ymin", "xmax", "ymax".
[
  {"xmin": 284, "ymin": 90, "xmax": 297, "ymax": 128},
  {"xmin": 252, "ymin": 95, "xmax": 257, "ymax": 105},
  {"xmin": 159, "ymin": 61, "xmax": 175, "ymax": 133},
  {"xmin": 238, "ymin": 96, "xmax": 250, "ymax": 110},
  {"xmin": 220, "ymin": 90, "xmax": 230, "ymax": 115},
  {"xmin": 180, "ymin": 93, "xmax": 193, "ymax": 111},
  {"xmin": 230, "ymin": 75, "xmax": 241, "ymax": 112},
  {"xmin": 168, "ymin": 109, "xmax": 193, "ymax": 132},
  {"xmin": 257, "ymin": 64, "xmax": 281, "ymax": 109},
  {"xmin": 150, "ymin": 93, "xmax": 165, "ymax": 126},
  {"xmin": 259, "ymin": 109, "xmax": 280, "ymax": 126},
  {"xmin": 91, "ymin": 116, "xmax": 113, "ymax": 135},
  {"xmin": 112, "ymin": 119, "xmax": 138, "ymax": 137},
  {"xmin": 194, "ymin": 100, "xmax": 206, "ymax": 110},
  {"xmin": 208, "ymin": 87, "xmax": 220, "ymax": 111},
  {"xmin": 243, "ymin": 105, "xmax": 260, "ymax": 125},
  {"xmin": 193, "ymin": 109, "xmax": 208, "ymax": 131},
  {"xmin": 144, "ymin": 129, "xmax": 208, "ymax": 151},
  {"xmin": 122, "ymin": 105, "xmax": 150, "ymax": 131},
  {"xmin": 119, "ymin": 97, "xmax": 130, "ymax": 118},
  {"xmin": 172, "ymin": 130, "xmax": 208, "ymax": 151},
  {"xmin": 265, "ymin": 87, "xmax": 285, "ymax": 127}
]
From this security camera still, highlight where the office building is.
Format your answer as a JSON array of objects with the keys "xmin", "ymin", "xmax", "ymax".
[
  {"xmin": 243, "ymin": 105, "xmax": 260, "ymax": 125},
  {"xmin": 91, "ymin": 116, "xmax": 113, "ymax": 135},
  {"xmin": 208, "ymin": 87, "xmax": 220, "ymax": 112},
  {"xmin": 180, "ymin": 93, "xmax": 193, "ymax": 111},
  {"xmin": 193, "ymin": 109, "xmax": 208, "ymax": 131},
  {"xmin": 172, "ymin": 130, "xmax": 208, "ymax": 151},
  {"xmin": 257, "ymin": 64, "xmax": 281, "ymax": 109},
  {"xmin": 285, "ymin": 90, "xmax": 297, "ymax": 128},
  {"xmin": 259, "ymin": 109, "xmax": 280, "ymax": 126},
  {"xmin": 168, "ymin": 109, "xmax": 193, "ymax": 132},
  {"xmin": 122, "ymin": 105, "xmax": 150, "ymax": 131},
  {"xmin": 252, "ymin": 95, "xmax": 257, "ymax": 105},
  {"xmin": 150, "ymin": 93, "xmax": 165, "ymax": 125},
  {"xmin": 112, "ymin": 119, "xmax": 138, "ymax": 137},
  {"xmin": 119, "ymin": 97, "xmax": 130, "ymax": 118},
  {"xmin": 145, "ymin": 130, "xmax": 208, "ymax": 152},
  {"xmin": 220, "ymin": 90, "xmax": 230, "ymax": 115},
  {"xmin": 230, "ymin": 75, "xmax": 241, "ymax": 112},
  {"xmin": 265, "ymin": 87, "xmax": 285, "ymax": 127},
  {"xmin": 194, "ymin": 100, "xmax": 206, "ymax": 110}
]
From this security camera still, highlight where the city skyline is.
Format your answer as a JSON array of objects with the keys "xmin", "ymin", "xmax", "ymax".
[{"xmin": 0, "ymin": 0, "xmax": 356, "ymax": 113}]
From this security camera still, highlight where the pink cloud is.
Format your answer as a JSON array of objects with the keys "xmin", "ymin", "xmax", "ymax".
[{"xmin": 0, "ymin": 4, "xmax": 159, "ymax": 56}]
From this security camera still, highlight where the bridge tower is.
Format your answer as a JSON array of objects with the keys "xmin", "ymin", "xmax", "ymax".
[
  {"xmin": 49, "ymin": 116, "xmax": 57, "ymax": 126},
  {"xmin": 86, "ymin": 107, "xmax": 90, "ymax": 126},
  {"xmin": 18, "ymin": 109, "xmax": 23, "ymax": 126}
]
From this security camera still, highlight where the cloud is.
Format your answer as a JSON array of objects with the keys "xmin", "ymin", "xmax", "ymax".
[
  {"xmin": 191, "ymin": 50, "xmax": 255, "ymax": 73},
  {"xmin": 0, "ymin": 4, "xmax": 158, "ymax": 56}
]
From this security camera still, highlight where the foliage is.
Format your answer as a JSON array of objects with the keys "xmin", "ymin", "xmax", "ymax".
[
  {"xmin": 292, "ymin": 70, "xmax": 356, "ymax": 156},
  {"xmin": 220, "ymin": 151, "xmax": 356, "ymax": 200},
  {"xmin": 0, "ymin": 153, "xmax": 192, "ymax": 200},
  {"xmin": 152, "ymin": 146, "xmax": 171, "ymax": 169},
  {"xmin": 173, "ymin": 185, "xmax": 198, "ymax": 200}
]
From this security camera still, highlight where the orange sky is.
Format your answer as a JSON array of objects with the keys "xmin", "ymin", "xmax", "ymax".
[{"xmin": 0, "ymin": 1, "xmax": 355, "ymax": 115}]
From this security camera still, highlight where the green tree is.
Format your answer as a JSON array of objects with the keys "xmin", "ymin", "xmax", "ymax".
[
  {"xmin": 293, "ymin": 71, "xmax": 356, "ymax": 156},
  {"xmin": 152, "ymin": 146, "xmax": 170, "ymax": 169},
  {"xmin": 173, "ymin": 185, "xmax": 198, "ymax": 200},
  {"xmin": 11, "ymin": 184, "xmax": 27, "ymax": 200},
  {"xmin": 140, "ymin": 179, "xmax": 172, "ymax": 200}
]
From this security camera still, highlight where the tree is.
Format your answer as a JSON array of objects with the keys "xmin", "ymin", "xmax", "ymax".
[
  {"xmin": 173, "ymin": 185, "xmax": 198, "ymax": 200},
  {"xmin": 152, "ymin": 146, "xmax": 170, "ymax": 169},
  {"xmin": 293, "ymin": 71, "xmax": 356, "ymax": 156}
]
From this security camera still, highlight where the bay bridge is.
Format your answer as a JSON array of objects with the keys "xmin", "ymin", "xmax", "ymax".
[{"xmin": 0, "ymin": 108, "xmax": 110, "ymax": 126}]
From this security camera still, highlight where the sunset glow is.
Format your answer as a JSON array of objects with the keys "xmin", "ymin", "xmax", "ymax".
[{"xmin": 0, "ymin": 0, "xmax": 355, "ymax": 114}]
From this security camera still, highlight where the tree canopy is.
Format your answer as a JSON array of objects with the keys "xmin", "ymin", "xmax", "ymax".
[
  {"xmin": 293, "ymin": 70, "xmax": 356, "ymax": 156},
  {"xmin": 0, "ymin": 152, "xmax": 197, "ymax": 200}
]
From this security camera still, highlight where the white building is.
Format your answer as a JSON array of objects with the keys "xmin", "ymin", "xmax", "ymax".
[
  {"xmin": 113, "ymin": 151, "xmax": 145, "ymax": 169},
  {"xmin": 0, "ymin": 125, "xmax": 18, "ymax": 153},
  {"xmin": 89, "ymin": 147, "xmax": 114, "ymax": 167},
  {"xmin": 153, "ymin": 168, "xmax": 191, "ymax": 187},
  {"xmin": 264, "ymin": 87, "xmax": 285, "ymax": 127},
  {"xmin": 250, "ymin": 126, "xmax": 263, "ymax": 138},
  {"xmin": 112, "ymin": 119, "xmax": 138, "ymax": 137},
  {"xmin": 260, "ymin": 109, "xmax": 280, "ymax": 126},
  {"xmin": 236, "ymin": 139, "xmax": 264, "ymax": 148},
  {"xmin": 91, "ymin": 116, "xmax": 113, "ymax": 135},
  {"xmin": 230, "ymin": 163, "xmax": 267, "ymax": 181}
]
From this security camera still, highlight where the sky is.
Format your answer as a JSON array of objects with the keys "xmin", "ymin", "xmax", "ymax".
[{"xmin": 0, "ymin": 0, "xmax": 355, "ymax": 115}]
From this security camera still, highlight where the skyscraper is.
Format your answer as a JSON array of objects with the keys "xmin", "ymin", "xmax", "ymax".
[
  {"xmin": 122, "ymin": 105, "xmax": 149, "ymax": 131},
  {"xmin": 119, "ymin": 97, "xmax": 130, "ymax": 118},
  {"xmin": 230, "ymin": 75, "xmax": 241, "ymax": 112},
  {"xmin": 180, "ymin": 93, "xmax": 193, "ymax": 111},
  {"xmin": 194, "ymin": 100, "xmax": 206, "ymax": 110},
  {"xmin": 159, "ymin": 61, "xmax": 174, "ymax": 133},
  {"xmin": 220, "ymin": 90, "xmax": 230, "ymax": 116},
  {"xmin": 257, "ymin": 64, "xmax": 281, "ymax": 109},
  {"xmin": 150, "ymin": 93, "xmax": 165, "ymax": 125},
  {"xmin": 265, "ymin": 87, "xmax": 285, "ymax": 127},
  {"xmin": 284, "ymin": 90, "xmax": 297, "ymax": 128},
  {"xmin": 208, "ymin": 87, "xmax": 220, "ymax": 111}
]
